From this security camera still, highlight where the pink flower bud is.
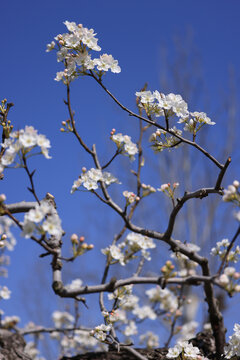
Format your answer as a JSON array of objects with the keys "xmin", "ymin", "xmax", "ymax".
[
  {"xmin": 233, "ymin": 272, "xmax": 240, "ymax": 279},
  {"xmin": 0, "ymin": 194, "xmax": 6, "ymax": 202},
  {"xmin": 71, "ymin": 234, "xmax": 78, "ymax": 244}
]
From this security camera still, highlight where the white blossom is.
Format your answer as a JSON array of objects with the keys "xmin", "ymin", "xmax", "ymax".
[
  {"xmin": 124, "ymin": 321, "xmax": 138, "ymax": 336},
  {"xmin": 52, "ymin": 311, "xmax": 74, "ymax": 328},
  {"xmin": 65, "ymin": 278, "xmax": 83, "ymax": 291},
  {"xmin": 0, "ymin": 126, "xmax": 51, "ymax": 171},
  {"xmin": 0, "ymin": 286, "xmax": 11, "ymax": 300},
  {"xmin": 139, "ymin": 331, "xmax": 159, "ymax": 348},
  {"xmin": 111, "ymin": 132, "xmax": 138, "ymax": 160},
  {"xmin": 22, "ymin": 201, "xmax": 63, "ymax": 239},
  {"xmin": 90, "ymin": 324, "xmax": 112, "ymax": 342},
  {"xmin": 146, "ymin": 286, "xmax": 178, "ymax": 312},
  {"xmin": 132, "ymin": 305, "xmax": 157, "ymax": 320},
  {"xmin": 225, "ymin": 324, "xmax": 240, "ymax": 358},
  {"xmin": 71, "ymin": 168, "xmax": 120, "ymax": 193}
]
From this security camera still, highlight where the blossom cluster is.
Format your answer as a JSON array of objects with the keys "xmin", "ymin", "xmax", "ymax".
[
  {"xmin": 211, "ymin": 238, "xmax": 240, "ymax": 263},
  {"xmin": 47, "ymin": 21, "xmax": 120, "ymax": 83},
  {"xmin": 137, "ymin": 90, "xmax": 214, "ymax": 127},
  {"xmin": 139, "ymin": 331, "xmax": 159, "ymax": 348},
  {"xmin": 146, "ymin": 286, "xmax": 178, "ymax": 313},
  {"xmin": 223, "ymin": 181, "xmax": 240, "ymax": 221},
  {"xmin": 217, "ymin": 267, "xmax": 240, "ymax": 295},
  {"xmin": 0, "ymin": 216, "xmax": 16, "ymax": 251},
  {"xmin": 158, "ymin": 182, "xmax": 179, "ymax": 201},
  {"xmin": 90, "ymin": 323, "xmax": 112, "ymax": 342},
  {"xmin": 136, "ymin": 91, "xmax": 188, "ymax": 119},
  {"xmin": 0, "ymin": 126, "xmax": 51, "ymax": 173},
  {"xmin": 70, "ymin": 234, "xmax": 94, "ymax": 258},
  {"xmin": 123, "ymin": 190, "xmax": 139, "ymax": 205},
  {"xmin": 101, "ymin": 232, "xmax": 156, "ymax": 266},
  {"xmin": 177, "ymin": 320, "xmax": 199, "ymax": 341},
  {"xmin": 22, "ymin": 200, "xmax": 63, "ymax": 239},
  {"xmin": 171, "ymin": 242, "xmax": 200, "ymax": 277},
  {"xmin": 50, "ymin": 310, "xmax": 105, "ymax": 355},
  {"xmin": 225, "ymin": 323, "xmax": 240, "ymax": 359},
  {"xmin": 52, "ymin": 310, "xmax": 75, "ymax": 328},
  {"xmin": 0, "ymin": 253, "xmax": 10, "ymax": 278},
  {"xmin": 166, "ymin": 340, "xmax": 208, "ymax": 359},
  {"xmin": 1, "ymin": 315, "xmax": 20, "ymax": 329},
  {"xmin": 141, "ymin": 183, "xmax": 156, "ymax": 197},
  {"xmin": 111, "ymin": 132, "xmax": 138, "ymax": 160},
  {"xmin": 136, "ymin": 90, "xmax": 215, "ymax": 144},
  {"xmin": 0, "ymin": 285, "xmax": 11, "ymax": 300},
  {"xmin": 223, "ymin": 181, "xmax": 240, "ymax": 203},
  {"xmin": 71, "ymin": 167, "xmax": 120, "ymax": 193},
  {"xmin": 24, "ymin": 341, "xmax": 45, "ymax": 360},
  {"xmin": 178, "ymin": 111, "xmax": 215, "ymax": 135}
]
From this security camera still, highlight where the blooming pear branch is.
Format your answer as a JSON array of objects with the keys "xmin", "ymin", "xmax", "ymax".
[{"xmin": 89, "ymin": 71, "xmax": 224, "ymax": 169}]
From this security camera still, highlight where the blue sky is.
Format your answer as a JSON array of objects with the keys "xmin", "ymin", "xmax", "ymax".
[{"xmin": 1, "ymin": 0, "xmax": 240, "ymax": 356}]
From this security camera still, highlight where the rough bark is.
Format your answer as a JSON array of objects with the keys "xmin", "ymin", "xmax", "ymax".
[{"xmin": 0, "ymin": 329, "xmax": 31, "ymax": 360}]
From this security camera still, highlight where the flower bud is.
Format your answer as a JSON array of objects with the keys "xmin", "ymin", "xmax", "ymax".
[
  {"xmin": 79, "ymin": 236, "xmax": 85, "ymax": 242},
  {"xmin": 175, "ymin": 309, "xmax": 182, "ymax": 317},
  {"xmin": 233, "ymin": 180, "xmax": 239, "ymax": 188},
  {"xmin": 0, "ymin": 194, "xmax": 6, "ymax": 202},
  {"xmin": 1, "ymin": 234, "xmax": 7, "ymax": 240},
  {"xmin": 88, "ymin": 244, "xmax": 94, "ymax": 250},
  {"xmin": 161, "ymin": 266, "xmax": 167, "ymax": 273},
  {"xmin": 71, "ymin": 233, "xmax": 79, "ymax": 244},
  {"xmin": 82, "ymin": 167, "xmax": 87, "ymax": 173},
  {"xmin": 234, "ymin": 285, "xmax": 240, "ymax": 292},
  {"xmin": 233, "ymin": 272, "xmax": 240, "ymax": 279},
  {"xmin": 219, "ymin": 274, "xmax": 229, "ymax": 286}
]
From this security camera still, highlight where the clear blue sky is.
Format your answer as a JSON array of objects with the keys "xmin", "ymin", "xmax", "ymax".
[{"xmin": 1, "ymin": 0, "xmax": 240, "ymax": 355}]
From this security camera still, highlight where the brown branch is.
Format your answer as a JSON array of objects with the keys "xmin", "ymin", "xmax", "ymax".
[
  {"xmin": 102, "ymin": 149, "xmax": 121, "ymax": 170},
  {"xmin": 66, "ymin": 84, "xmax": 93, "ymax": 156},
  {"xmin": 215, "ymin": 157, "xmax": 231, "ymax": 190},
  {"xmin": 22, "ymin": 155, "xmax": 40, "ymax": 204},
  {"xmin": 164, "ymin": 187, "xmax": 222, "ymax": 241},
  {"xmin": 52, "ymin": 274, "xmax": 214, "ymax": 298},
  {"xmin": 201, "ymin": 261, "xmax": 225, "ymax": 356}
]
